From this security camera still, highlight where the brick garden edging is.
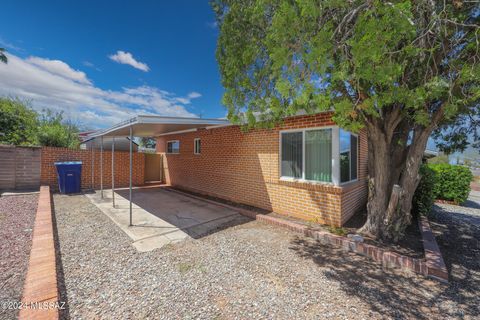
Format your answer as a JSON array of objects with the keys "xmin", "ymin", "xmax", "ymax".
[
  {"xmin": 419, "ymin": 215, "xmax": 448, "ymax": 281},
  {"xmin": 167, "ymin": 187, "xmax": 448, "ymax": 282},
  {"xmin": 19, "ymin": 186, "xmax": 60, "ymax": 320}
]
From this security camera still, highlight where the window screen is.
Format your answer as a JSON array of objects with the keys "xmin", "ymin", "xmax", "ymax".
[
  {"xmin": 340, "ymin": 130, "xmax": 358, "ymax": 183},
  {"xmin": 281, "ymin": 132, "xmax": 302, "ymax": 178}
]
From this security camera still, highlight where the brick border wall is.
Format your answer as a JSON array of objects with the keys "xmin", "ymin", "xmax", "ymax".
[
  {"xmin": 419, "ymin": 215, "xmax": 448, "ymax": 281},
  {"xmin": 19, "ymin": 186, "xmax": 59, "ymax": 320},
  {"xmin": 41, "ymin": 147, "xmax": 145, "ymax": 191},
  {"xmin": 157, "ymin": 113, "xmax": 368, "ymax": 226}
]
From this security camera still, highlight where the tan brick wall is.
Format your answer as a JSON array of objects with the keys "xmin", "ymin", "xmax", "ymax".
[
  {"xmin": 41, "ymin": 147, "xmax": 145, "ymax": 191},
  {"xmin": 157, "ymin": 113, "xmax": 368, "ymax": 226}
]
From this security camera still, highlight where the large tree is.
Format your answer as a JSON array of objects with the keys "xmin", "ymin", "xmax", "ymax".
[{"xmin": 212, "ymin": 0, "xmax": 480, "ymax": 241}]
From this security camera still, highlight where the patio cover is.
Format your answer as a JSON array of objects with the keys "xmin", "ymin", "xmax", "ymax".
[
  {"xmin": 87, "ymin": 115, "xmax": 231, "ymax": 138},
  {"xmin": 86, "ymin": 115, "xmax": 231, "ymax": 227}
]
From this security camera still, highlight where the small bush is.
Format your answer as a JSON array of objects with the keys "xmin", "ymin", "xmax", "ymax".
[
  {"xmin": 412, "ymin": 164, "xmax": 436, "ymax": 216},
  {"xmin": 429, "ymin": 163, "xmax": 473, "ymax": 204}
]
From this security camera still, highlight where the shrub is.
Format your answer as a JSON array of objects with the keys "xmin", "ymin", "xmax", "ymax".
[
  {"xmin": 412, "ymin": 164, "xmax": 436, "ymax": 216},
  {"xmin": 429, "ymin": 163, "xmax": 473, "ymax": 204}
]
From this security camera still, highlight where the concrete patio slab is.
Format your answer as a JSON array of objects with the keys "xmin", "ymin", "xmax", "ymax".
[{"xmin": 85, "ymin": 187, "xmax": 243, "ymax": 252}]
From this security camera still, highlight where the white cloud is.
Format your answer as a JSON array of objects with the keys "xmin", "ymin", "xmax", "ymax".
[
  {"xmin": 174, "ymin": 91, "xmax": 203, "ymax": 104},
  {"xmin": 0, "ymin": 53, "xmax": 199, "ymax": 128},
  {"xmin": 188, "ymin": 91, "xmax": 202, "ymax": 99},
  {"xmin": 109, "ymin": 50, "xmax": 149, "ymax": 72},
  {"xmin": 27, "ymin": 57, "xmax": 92, "ymax": 85}
]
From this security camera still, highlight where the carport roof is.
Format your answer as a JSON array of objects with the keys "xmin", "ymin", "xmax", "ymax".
[{"xmin": 87, "ymin": 115, "xmax": 231, "ymax": 138}]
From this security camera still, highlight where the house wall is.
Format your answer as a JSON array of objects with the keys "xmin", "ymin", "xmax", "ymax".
[
  {"xmin": 156, "ymin": 113, "xmax": 368, "ymax": 226},
  {"xmin": 41, "ymin": 146, "xmax": 145, "ymax": 191}
]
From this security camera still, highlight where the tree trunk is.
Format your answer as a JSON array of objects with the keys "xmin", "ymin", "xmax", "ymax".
[{"xmin": 359, "ymin": 122, "xmax": 433, "ymax": 241}]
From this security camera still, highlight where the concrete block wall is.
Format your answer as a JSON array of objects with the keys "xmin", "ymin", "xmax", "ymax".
[{"xmin": 0, "ymin": 145, "xmax": 41, "ymax": 190}]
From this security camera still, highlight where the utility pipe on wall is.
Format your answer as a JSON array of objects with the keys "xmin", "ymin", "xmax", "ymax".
[
  {"xmin": 112, "ymin": 136, "xmax": 115, "ymax": 208},
  {"xmin": 129, "ymin": 127, "xmax": 133, "ymax": 226},
  {"xmin": 100, "ymin": 136, "xmax": 104, "ymax": 198}
]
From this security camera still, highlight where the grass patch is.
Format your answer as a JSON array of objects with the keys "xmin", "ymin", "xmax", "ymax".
[{"xmin": 327, "ymin": 226, "xmax": 348, "ymax": 236}]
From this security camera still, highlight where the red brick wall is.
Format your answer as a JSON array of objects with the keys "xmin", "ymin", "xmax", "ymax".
[
  {"xmin": 41, "ymin": 147, "xmax": 145, "ymax": 191},
  {"xmin": 157, "ymin": 113, "xmax": 368, "ymax": 226}
]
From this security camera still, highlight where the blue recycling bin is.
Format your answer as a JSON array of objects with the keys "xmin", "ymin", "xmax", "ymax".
[{"xmin": 54, "ymin": 161, "xmax": 82, "ymax": 194}]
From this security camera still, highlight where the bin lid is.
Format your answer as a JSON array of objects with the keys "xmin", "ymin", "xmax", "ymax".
[{"xmin": 54, "ymin": 161, "xmax": 83, "ymax": 166}]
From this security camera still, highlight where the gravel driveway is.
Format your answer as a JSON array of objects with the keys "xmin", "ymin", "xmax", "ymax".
[
  {"xmin": 54, "ymin": 194, "xmax": 478, "ymax": 319},
  {"xmin": 0, "ymin": 194, "xmax": 38, "ymax": 320}
]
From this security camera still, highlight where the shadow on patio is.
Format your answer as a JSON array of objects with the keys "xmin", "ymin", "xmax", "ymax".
[{"xmin": 113, "ymin": 186, "xmax": 252, "ymax": 239}]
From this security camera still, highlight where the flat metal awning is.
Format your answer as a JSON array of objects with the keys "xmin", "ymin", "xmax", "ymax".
[
  {"xmin": 87, "ymin": 115, "xmax": 231, "ymax": 138},
  {"xmin": 86, "ymin": 115, "xmax": 231, "ymax": 227}
]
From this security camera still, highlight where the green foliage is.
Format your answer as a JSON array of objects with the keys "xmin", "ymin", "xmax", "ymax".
[
  {"xmin": 0, "ymin": 97, "xmax": 80, "ymax": 148},
  {"xmin": 37, "ymin": 110, "xmax": 80, "ymax": 148},
  {"xmin": 412, "ymin": 165, "xmax": 436, "ymax": 216},
  {"xmin": 139, "ymin": 137, "xmax": 156, "ymax": 149},
  {"xmin": 0, "ymin": 97, "xmax": 38, "ymax": 145},
  {"xmin": 429, "ymin": 164, "xmax": 473, "ymax": 204},
  {"xmin": 327, "ymin": 226, "xmax": 348, "ymax": 236}
]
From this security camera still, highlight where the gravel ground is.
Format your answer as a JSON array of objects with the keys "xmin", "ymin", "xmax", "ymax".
[
  {"xmin": 54, "ymin": 194, "xmax": 478, "ymax": 320},
  {"xmin": 429, "ymin": 202, "xmax": 480, "ymax": 318},
  {"xmin": 0, "ymin": 194, "xmax": 38, "ymax": 320}
]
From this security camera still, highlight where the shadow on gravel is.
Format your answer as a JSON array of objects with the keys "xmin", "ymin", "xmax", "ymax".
[
  {"xmin": 289, "ymin": 204, "xmax": 480, "ymax": 318},
  {"xmin": 51, "ymin": 195, "xmax": 70, "ymax": 320},
  {"xmin": 289, "ymin": 237, "xmax": 441, "ymax": 319},
  {"xmin": 428, "ymin": 205, "xmax": 480, "ymax": 317},
  {"xmin": 462, "ymin": 199, "xmax": 480, "ymax": 209}
]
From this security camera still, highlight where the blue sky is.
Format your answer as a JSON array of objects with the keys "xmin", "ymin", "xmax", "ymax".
[{"xmin": 0, "ymin": 1, "xmax": 223, "ymax": 129}]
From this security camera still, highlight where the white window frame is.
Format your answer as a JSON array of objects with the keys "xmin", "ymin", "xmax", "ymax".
[
  {"xmin": 339, "ymin": 130, "xmax": 359, "ymax": 185},
  {"xmin": 194, "ymin": 138, "xmax": 201, "ymax": 155},
  {"xmin": 279, "ymin": 126, "xmax": 340, "ymax": 185},
  {"xmin": 166, "ymin": 140, "xmax": 180, "ymax": 154}
]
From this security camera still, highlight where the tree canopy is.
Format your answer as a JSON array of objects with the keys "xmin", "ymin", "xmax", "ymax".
[
  {"xmin": 0, "ymin": 97, "xmax": 80, "ymax": 148},
  {"xmin": 213, "ymin": 0, "xmax": 479, "ymax": 240}
]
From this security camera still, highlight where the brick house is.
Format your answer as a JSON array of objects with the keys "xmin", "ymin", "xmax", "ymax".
[{"xmin": 156, "ymin": 112, "xmax": 368, "ymax": 227}]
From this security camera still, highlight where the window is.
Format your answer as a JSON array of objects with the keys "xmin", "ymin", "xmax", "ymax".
[
  {"xmin": 281, "ymin": 128, "xmax": 332, "ymax": 182},
  {"xmin": 340, "ymin": 129, "xmax": 358, "ymax": 183},
  {"xmin": 194, "ymin": 138, "xmax": 201, "ymax": 154},
  {"xmin": 167, "ymin": 140, "xmax": 180, "ymax": 154},
  {"xmin": 280, "ymin": 127, "xmax": 358, "ymax": 185},
  {"xmin": 281, "ymin": 132, "xmax": 303, "ymax": 178},
  {"xmin": 305, "ymin": 129, "xmax": 332, "ymax": 182}
]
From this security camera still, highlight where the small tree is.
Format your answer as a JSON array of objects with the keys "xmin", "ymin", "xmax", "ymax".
[
  {"xmin": 37, "ymin": 110, "xmax": 80, "ymax": 148},
  {"xmin": 0, "ymin": 97, "xmax": 38, "ymax": 145},
  {"xmin": 213, "ymin": 0, "xmax": 480, "ymax": 241},
  {"xmin": 139, "ymin": 137, "xmax": 157, "ymax": 149}
]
